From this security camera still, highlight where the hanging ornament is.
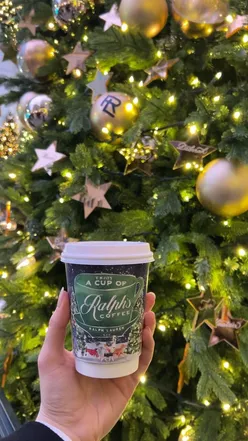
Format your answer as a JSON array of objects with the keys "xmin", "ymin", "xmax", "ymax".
[
  {"xmin": 0, "ymin": 114, "xmax": 19, "ymax": 159},
  {"xmin": 72, "ymin": 178, "xmax": 112, "ymax": 219},
  {"xmin": 0, "ymin": 201, "xmax": 17, "ymax": 233},
  {"xmin": 209, "ymin": 305, "xmax": 247, "ymax": 350},
  {"xmin": 99, "ymin": 4, "xmax": 122, "ymax": 32},
  {"xmin": 17, "ymin": 92, "xmax": 38, "ymax": 129},
  {"xmin": 172, "ymin": 0, "xmax": 229, "ymax": 39},
  {"xmin": 90, "ymin": 92, "xmax": 139, "ymax": 141},
  {"xmin": 17, "ymin": 40, "xmax": 55, "ymax": 79},
  {"xmin": 53, "ymin": 0, "xmax": 86, "ymax": 28},
  {"xmin": 18, "ymin": 9, "xmax": 37, "ymax": 36},
  {"xmin": 144, "ymin": 58, "xmax": 179, "ymax": 87},
  {"xmin": 187, "ymin": 287, "xmax": 223, "ymax": 330},
  {"xmin": 46, "ymin": 228, "xmax": 78, "ymax": 263},
  {"xmin": 63, "ymin": 42, "xmax": 92, "ymax": 75},
  {"xmin": 120, "ymin": 136, "xmax": 158, "ymax": 175},
  {"xmin": 24, "ymin": 94, "xmax": 52, "ymax": 131},
  {"xmin": 196, "ymin": 159, "xmax": 248, "ymax": 217},
  {"xmin": 219, "ymin": 14, "xmax": 248, "ymax": 38},
  {"xmin": 119, "ymin": 0, "xmax": 168, "ymax": 38},
  {"xmin": 32, "ymin": 141, "xmax": 66, "ymax": 175},
  {"xmin": 170, "ymin": 136, "xmax": 216, "ymax": 170},
  {"xmin": 87, "ymin": 70, "xmax": 113, "ymax": 102}
]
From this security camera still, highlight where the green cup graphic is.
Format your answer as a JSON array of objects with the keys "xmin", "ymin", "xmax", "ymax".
[{"xmin": 73, "ymin": 273, "xmax": 144, "ymax": 337}]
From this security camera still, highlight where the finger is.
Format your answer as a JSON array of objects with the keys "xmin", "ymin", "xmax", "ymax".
[
  {"xmin": 144, "ymin": 311, "xmax": 156, "ymax": 335},
  {"xmin": 41, "ymin": 289, "xmax": 70, "ymax": 361},
  {"xmin": 135, "ymin": 326, "xmax": 155, "ymax": 378},
  {"xmin": 145, "ymin": 292, "xmax": 156, "ymax": 313}
]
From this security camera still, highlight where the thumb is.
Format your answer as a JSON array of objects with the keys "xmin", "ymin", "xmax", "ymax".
[{"xmin": 40, "ymin": 289, "xmax": 70, "ymax": 364}]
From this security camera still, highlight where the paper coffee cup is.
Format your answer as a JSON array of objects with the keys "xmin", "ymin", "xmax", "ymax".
[{"xmin": 61, "ymin": 241, "xmax": 154, "ymax": 379}]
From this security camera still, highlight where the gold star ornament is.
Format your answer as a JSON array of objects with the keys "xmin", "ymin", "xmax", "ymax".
[
  {"xmin": 63, "ymin": 42, "xmax": 92, "ymax": 75},
  {"xmin": 170, "ymin": 136, "xmax": 216, "ymax": 170},
  {"xmin": 144, "ymin": 58, "xmax": 179, "ymax": 87},
  {"xmin": 209, "ymin": 305, "xmax": 247, "ymax": 350},
  {"xmin": 19, "ymin": 9, "xmax": 37, "ymax": 36},
  {"xmin": 72, "ymin": 178, "xmax": 112, "ymax": 219},
  {"xmin": 187, "ymin": 287, "xmax": 223, "ymax": 330},
  {"xmin": 120, "ymin": 136, "xmax": 158, "ymax": 176}
]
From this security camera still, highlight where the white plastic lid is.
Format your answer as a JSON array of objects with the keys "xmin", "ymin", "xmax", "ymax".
[
  {"xmin": 75, "ymin": 356, "xmax": 139, "ymax": 379},
  {"xmin": 61, "ymin": 241, "xmax": 154, "ymax": 265}
]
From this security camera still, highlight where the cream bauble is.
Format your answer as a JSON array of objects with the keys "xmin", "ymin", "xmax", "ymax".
[
  {"xmin": 196, "ymin": 159, "xmax": 248, "ymax": 217},
  {"xmin": 90, "ymin": 92, "xmax": 139, "ymax": 141},
  {"xmin": 119, "ymin": 0, "xmax": 168, "ymax": 38}
]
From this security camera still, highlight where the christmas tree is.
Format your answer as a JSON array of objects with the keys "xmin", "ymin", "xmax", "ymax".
[{"xmin": 1, "ymin": 0, "xmax": 248, "ymax": 439}]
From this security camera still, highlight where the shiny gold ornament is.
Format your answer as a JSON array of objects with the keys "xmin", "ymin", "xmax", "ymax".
[
  {"xmin": 17, "ymin": 40, "xmax": 55, "ymax": 79},
  {"xmin": 90, "ymin": 92, "xmax": 139, "ymax": 141},
  {"xmin": 0, "ymin": 114, "xmax": 19, "ymax": 159},
  {"xmin": 17, "ymin": 92, "xmax": 38, "ymax": 129},
  {"xmin": 119, "ymin": 0, "xmax": 168, "ymax": 38},
  {"xmin": 120, "ymin": 136, "xmax": 158, "ymax": 175},
  {"xmin": 53, "ymin": 0, "xmax": 86, "ymax": 28},
  {"xmin": 172, "ymin": 0, "xmax": 229, "ymax": 39},
  {"xmin": 196, "ymin": 159, "xmax": 248, "ymax": 217},
  {"xmin": 25, "ymin": 94, "xmax": 52, "ymax": 131}
]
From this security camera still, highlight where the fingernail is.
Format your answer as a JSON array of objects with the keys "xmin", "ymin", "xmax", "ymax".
[{"xmin": 57, "ymin": 287, "xmax": 65, "ymax": 308}]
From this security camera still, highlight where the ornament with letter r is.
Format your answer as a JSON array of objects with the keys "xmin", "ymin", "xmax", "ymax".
[
  {"xmin": 25, "ymin": 94, "xmax": 52, "ymax": 131},
  {"xmin": 53, "ymin": 0, "xmax": 86, "ymax": 28},
  {"xmin": 90, "ymin": 92, "xmax": 139, "ymax": 141},
  {"xmin": 172, "ymin": 0, "xmax": 229, "ymax": 38}
]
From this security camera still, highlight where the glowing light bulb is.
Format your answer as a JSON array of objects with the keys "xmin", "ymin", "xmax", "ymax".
[
  {"xmin": 24, "ymin": 196, "xmax": 30, "ymax": 202},
  {"xmin": 223, "ymin": 361, "xmax": 230, "ymax": 369},
  {"xmin": 182, "ymin": 436, "xmax": 189, "ymax": 441},
  {"xmin": 125, "ymin": 103, "xmax": 134, "ymax": 112},
  {"xmin": 65, "ymin": 171, "xmax": 72, "ymax": 179},
  {"xmin": 215, "ymin": 72, "xmax": 222, "ymax": 80},
  {"xmin": 226, "ymin": 14, "xmax": 234, "ymax": 23},
  {"xmin": 223, "ymin": 220, "xmax": 229, "ymax": 226},
  {"xmin": 156, "ymin": 50, "xmax": 162, "ymax": 58},
  {"xmin": 181, "ymin": 415, "xmax": 186, "ymax": 423},
  {"xmin": 44, "ymin": 291, "xmax": 50, "ymax": 297},
  {"xmin": 138, "ymin": 81, "xmax": 144, "ymax": 87},
  {"xmin": 102, "ymin": 127, "xmax": 109, "ymax": 134},
  {"xmin": 48, "ymin": 22, "xmax": 55, "ymax": 29},
  {"xmin": 185, "ymin": 283, "xmax": 191, "ymax": 290},
  {"xmin": 189, "ymin": 124, "xmax": 197, "ymax": 135},
  {"xmin": 9, "ymin": 173, "xmax": 16, "ymax": 179},
  {"xmin": 213, "ymin": 95, "xmax": 220, "ymax": 102},
  {"xmin": 121, "ymin": 23, "xmax": 128, "ymax": 32},
  {"xmin": 45, "ymin": 327, "xmax": 49, "ymax": 333},
  {"xmin": 158, "ymin": 324, "xmax": 166, "ymax": 332},
  {"xmin": 185, "ymin": 163, "xmax": 192, "ymax": 170},
  {"xmin": 129, "ymin": 75, "xmax": 135, "ymax": 83},
  {"xmin": 27, "ymin": 245, "xmax": 34, "ymax": 253},
  {"xmin": 133, "ymin": 97, "xmax": 139, "ymax": 105},
  {"xmin": 222, "ymin": 403, "xmax": 231, "ymax": 412},
  {"xmin": 243, "ymin": 34, "xmax": 248, "ymax": 43},
  {"xmin": 168, "ymin": 95, "xmax": 175, "ymax": 104},
  {"xmin": 233, "ymin": 111, "xmax": 241, "ymax": 120},
  {"xmin": 59, "ymin": 198, "xmax": 65, "ymax": 204},
  {"xmin": 74, "ymin": 68, "xmax": 82, "ymax": 78},
  {"xmin": 83, "ymin": 35, "xmax": 88, "ymax": 42},
  {"xmin": 204, "ymin": 400, "xmax": 211, "ymax": 407},
  {"xmin": 1, "ymin": 271, "xmax": 8, "ymax": 279},
  {"xmin": 16, "ymin": 256, "xmax": 35, "ymax": 270},
  {"xmin": 238, "ymin": 248, "xmax": 246, "ymax": 257},
  {"xmin": 140, "ymin": 375, "xmax": 147, "ymax": 384}
]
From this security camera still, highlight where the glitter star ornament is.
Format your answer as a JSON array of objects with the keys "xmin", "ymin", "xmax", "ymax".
[
  {"xmin": 120, "ymin": 136, "xmax": 158, "ymax": 176},
  {"xmin": 209, "ymin": 305, "xmax": 247, "ymax": 350},
  {"xmin": 72, "ymin": 179, "xmax": 112, "ymax": 219},
  {"xmin": 187, "ymin": 287, "xmax": 223, "ymax": 330},
  {"xmin": 144, "ymin": 58, "xmax": 179, "ymax": 87},
  {"xmin": 171, "ymin": 136, "xmax": 216, "ymax": 170},
  {"xmin": 87, "ymin": 70, "xmax": 113, "ymax": 101},
  {"xmin": 19, "ymin": 9, "xmax": 37, "ymax": 36},
  {"xmin": 100, "ymin": 4, "xmax": 122, "ymax": 32},
  {"xmin": 63, "ymin": 42, "xmax": 92, "ymax": 75},
  {"xmin": 32, "ymin": 141, "xmax": 66, "ymax": 175}
]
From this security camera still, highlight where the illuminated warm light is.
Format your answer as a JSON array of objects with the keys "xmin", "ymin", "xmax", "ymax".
[
  {"xmin": 45, "ymin": 327, "xmax": 49, "ymax": 333},
  {"xmin": 233, "ymin": 111, "xmax": 241, "ymax": 121},
  {"xmin": 158, "ymin": 324, "xmax": 166, "ymax": 332},
  {"xmin": 129, "ymin": 75, "xmax": 135, "ymax": 83},
  {"xmin": 168, "ymin": 95, "xmax": 175, "ymax": 104},
  {"xmin": 59, "ymin": 198, "xmax": 65, "ymax": 204},
  {"xmin": 243, "ymin": 34, "xmax": 248, "ymax": 43},
  {"xmin": 1, "ymin": 271, "xmax": 8, "ymax": 279},
  {"xmin": 185, "ymin": 163, "xmax": 192, "ymax": 170},
  {"xmin": 16, "ymin": 256, "xmax": 35, "ymax": 270},
  {"xmin": 9, "ymin": 173, "xmax": 16, "ymax": 179},
  {"xmin": 238, "ymin": 248, "xmax": 246, "ymax": 257},
  {"xmin": 184, "ymin": 196, "xmax": 190, "ymax": 202},
  {"xmin": 213, "ymin": 95, "xmax": 220, "ymax": 103},
  {"xmin": 23, "ymin": 196, "xmax": 30, "ymax": 202},
  {"xmin": 185, "ymin": 283, "xmax": 191, "ymax": 290},
  {"xmin": 188, "ymin": 124, "xmax": 197, "ymax": 135},
  {"xmin": 125, "ymin": 103, "xmax": 134, "ymax": 112},
  {"xmin": 223, "ymin": 220, "xmax": 229, "ymax": 226},
  {"xmin": 27, "ymin": 245, "xmax": 34, "ymax": 253},
  {"xmin": 133, "ymin": 97, "xmax": 139, "ymax": 105},
  {"xmin": 156, "ymin": 50, "xmax": 162, "ymax": 58},
  {"xmin": 182, "ymin": 436, "xmax": 189, "ymax": 441},
  {"xmin": 83, "ymin": 35, "xmax": 88, "ymax": 42},
  {"xmin": 215, "ymin": 72, "xmax": 222, "ymax": 80},
  {"xmin": 189, "ymin": 76, "xmax": 200, "ymax": 87},
  {"xmin": 12, "ymin": 310, "xmax": 16, "ymax": 314},
  {"xmin": 74, "ymin": 68, "xmax": 82, "ymax": 78},
  {"xmin": 44, "ymin": 291, "xmax": 50, "ymax": 297},
  {"xmin": 65, "ymin": 171, "xmax": 72, "ymax": 179},
  {"xmin": 226, "ymin": 14, "xmax": 234, "ymax": 23},
  {"xmin": 102, "ymin": 127, "xmax": 109, "ymax": 134},
  {"xmin": 54, "ymin": 39, "xmax": 59, "ymax": 45},
  {"xmin": 121, "ymin": 23, "xmax": 128, "ymax": 32},
  {"xmin": 153, "ymin": 193, "xmax": 158, "ymax": 200},
  {"xmin": 223, "ymin": 361, "xmax": 230, "ymax": 369},
  {"xmin": 203, "ymin": 400, "xmax": 211, "ymax": 407},
  {"xmin": 140, "ymin": 375, "xmax": 147, "ymax": 384},
  {"xmin": 138, "ymin": 81, "xmax": 144, "ymax": 87},
  {"xmin": 48, "ymin": 22, "xmax": 55, "ymax": 29},
  {"xmin": 222, "ymin": 403, "xmax": 231, "ymax": 412},
  {"xmin": 181, "ymin": 415, "xmax": 186, "ymax": 424}
]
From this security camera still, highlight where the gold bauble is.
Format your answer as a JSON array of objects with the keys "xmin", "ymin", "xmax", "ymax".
[
  {"xmin": 119, "ymin": 0, "xmax": 168, "ymax": 38},
  {"xmin": 90, "ymin": 92, "xmax": 139, "ymax": 141},
  {"xmin": 17, "ymin": 92, "xmax": 38, "ymax": 129},
  {"xmin": 196, "ymin": 159, "xmax": 248, "ymax": 217},
  {"xmin": 17, "ymin": 40, "xmax": 55, "ymax": 79},
  {"xmin": 172, "ymin": 0, "xmax": 229, "ymax": 38}
]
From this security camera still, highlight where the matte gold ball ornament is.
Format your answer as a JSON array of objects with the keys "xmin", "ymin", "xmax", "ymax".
[
  {"xmin": 196, "ymin": 159, "xmax": 248, "ymax": 217},
  {"xmin": 172, "ymin": 0, "xmax": 229, "ymax": 38},
  {"xmin": 17, "ymin": 92, "xmax": 38, "ymax": 129},
  {"xmin": 17, "ymin": 40, "xmax": 55, "ymax": 79},
  {"xmin": 119, "ymin": 0, "xmax": 168, "ymax": 38},
  {"xmin": 90, "ymin": 92, "xmax": 139, "ymax": 141}
]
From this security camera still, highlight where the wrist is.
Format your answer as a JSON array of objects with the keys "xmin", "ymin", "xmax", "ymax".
[{"xmin": 37, "ymin": 409, "xmax": 81, "ymax": 441}]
